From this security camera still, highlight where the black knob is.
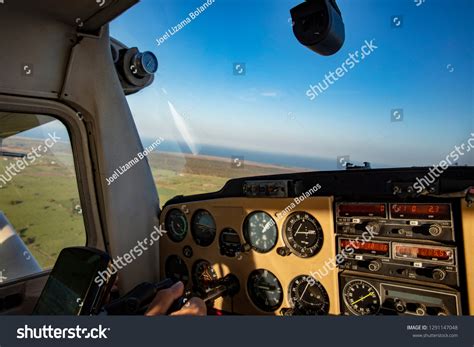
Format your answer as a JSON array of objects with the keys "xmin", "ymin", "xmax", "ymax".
[
  {"xmin": 276, "ymin": 247, "xmax": 292, "ymax": 257},
  {"xmin": 432, "ymin": 268, "xmax": 447, "ymax": 281},
  {"xmin": 428, "ymin": 224, "xmax": 443, "ymax": 237},
  {"xmin": 182, "ymin": 245, "xmax": 193, "ymax": 258},
  {"xmin": 365, "ymin": 222, "xmax": 380, "ymax": 234},
  {"xmin": 368, "ymin": 260, "xmax": 382, "ymax": 272}
]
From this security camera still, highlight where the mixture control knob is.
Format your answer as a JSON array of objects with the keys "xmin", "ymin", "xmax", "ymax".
[
  {"xmin": 368, "ymin": 260, "xmax": 382, "ymax": 272},
  {"xmin": 432, "ymin": 268, "xmax": 447, "ymax": 281},
  {"xmin": 428, "ymin": 224, "xmax": 443, "ymax": 237}
]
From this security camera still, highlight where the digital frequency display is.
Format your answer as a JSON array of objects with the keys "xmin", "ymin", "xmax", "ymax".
[
  {"xmin": 340, "ymin": 239, "xmax": 390, "ymax": 256},
  {"xmin": 338, "ymin": 203, "xmax": 386, "ymax": 218},
  {"xmin": 393, "ymin": 244, "xmax": 454, "ymax": 263},
  {"xmin": 390, "ymin": 204, "xmax": 451, "ymax": 220}
]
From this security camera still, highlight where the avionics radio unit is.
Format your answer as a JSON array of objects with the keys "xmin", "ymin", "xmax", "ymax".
[
  {"xmin": 336, "ymin": 202, "xmax": 455, "ymax": 242},
  {"xmin": 337, "ymin": 237, "xmax": 459, "ymax": 287},
  {"xmin": 340, "ymin": 274, "xmax": 461, "ymax": 316}
]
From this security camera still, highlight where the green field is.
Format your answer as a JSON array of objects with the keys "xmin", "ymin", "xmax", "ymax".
[
  {"xmin": 0, "ymin": 138, "xmax": 298, "ymax": 270},
  {"xmin": 149, "ymin": 151, "xmax": 297, "ymax": 204}
]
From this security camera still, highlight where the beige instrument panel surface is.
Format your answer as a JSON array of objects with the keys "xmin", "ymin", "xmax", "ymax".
[
  {"xmin": 462, "ymin": 201, "xmax": 474, "ymax": 315},
  {"xmin": 159, "ymin": 197, "xmax": 340, "ymax": 315}
]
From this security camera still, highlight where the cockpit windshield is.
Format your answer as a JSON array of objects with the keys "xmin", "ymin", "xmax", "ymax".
[{"xmin": 110, "ymin": 0, "xmax": 473, "ymax": 202}]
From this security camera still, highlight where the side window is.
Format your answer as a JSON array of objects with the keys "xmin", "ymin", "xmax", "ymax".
[{"xmin": 0, "ymin": 114, "xmax": 86, "ymax": 285}]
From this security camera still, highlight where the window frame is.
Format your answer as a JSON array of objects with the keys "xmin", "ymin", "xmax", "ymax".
[{"xmin": 0, "ymin": 95, "xmax": 105, "ymax": 284}]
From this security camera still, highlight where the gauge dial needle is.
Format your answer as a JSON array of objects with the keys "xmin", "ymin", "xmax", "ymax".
[
  {"xmin": 294, "ymin": 223, "xmax": 303, "ymax": 235},
  {"xmin": 299, "ymin": 230, "xmax": 316, "ymax": 235},
  {"xmin": 300, "ymin": 282, "xmax": 310, "ymax": 300},
  {"xmin": 351, "ymin": 293, "xmax": 373, "ymax": 306}
]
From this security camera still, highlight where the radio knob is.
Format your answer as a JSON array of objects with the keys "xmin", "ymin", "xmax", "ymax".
[
  {"xmin": 365, "ymin": 222, "xmax": 380, "ymax": 234},
  {"xmin": 432, "ymin": 268, "xmax": 447, "ymax": 281},
  {"xmin": 428, "ymin": 224, "xmax": 443, "ymax": 237},
  {"xmin": 368, "ymin": 260, "xmax": 382, "ymax": 272}
]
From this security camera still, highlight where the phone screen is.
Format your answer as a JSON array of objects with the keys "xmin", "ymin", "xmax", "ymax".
[{"xmin": 33, "ymin": 248, "xmax": 110, "ymax": 315}]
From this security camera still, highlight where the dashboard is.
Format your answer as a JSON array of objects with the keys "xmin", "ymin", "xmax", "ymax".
[{"xmin": 159, "ymin": 168, "xmax": 474, "ymax": 316}]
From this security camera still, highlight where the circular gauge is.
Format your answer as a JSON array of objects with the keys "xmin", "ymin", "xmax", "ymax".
[
  {"xmin": 132, "ymin": 51, "xmax": 159, "ymax": 75},
  {"xmin": 191, "ymin": 210, "xmax": 216, "ymax": 247},
  {"xmin": 192, "ymin": 260, "xmax": 218, "ymax": 292},
  {"xmin": 343, "ymin": 279, "xmax": 381, "ymax": 316},
  {"xmin": 288, "ymin": 275, "xmax": 330, "ymax": 315},
  {"xmin": 164, "ymin": 209, "xmax": 188, "ymax": 242},
  {"xmin": 165, "ymin": 255, "xmax": 189, "ymax": 286},
  {"xmin": 283, "ymin": 212, "xmax": 324, "ymax": 258},
  {"xmin": 247, "ymin": 269, "xmax": 283, "ymax": 312},
  {"xmin": 243, "ymin": 212, "xmax": 278, "ymax": 253}
]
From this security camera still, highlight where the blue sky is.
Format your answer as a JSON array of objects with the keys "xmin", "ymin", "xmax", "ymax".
[{"xmin": 110, "ymin": 0, "xmax": 473, "ymax": 168}]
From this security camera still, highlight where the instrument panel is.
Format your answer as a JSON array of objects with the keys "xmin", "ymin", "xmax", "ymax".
[
  {"xmin": 158, "ymin": 177, "xmax": 473, "ymax": 316},
  {"xmin": 159, "ymin": 197, "xmax": 340, "ymax": 315}
]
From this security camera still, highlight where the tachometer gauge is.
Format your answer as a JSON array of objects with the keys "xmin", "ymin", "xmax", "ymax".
[
  {"xmin": 192, "ymin": 260, "xmax": 218, "ymax": 293},
  {"xmin": 243, "ymin": 212, "xmax": 278, "ymax": 253},
  {"xmin": 164, "ymin": 209, "xmax": 188, "ymax": 242},
  {"xmin": 191, "ymin": 210, "xmax": 216, "ymax": 246},
  {"xmin": 165, "ymin": 255, "xmax": 189, "ymax": 286},
  {"xmin": 288, "ymin": 275, "xmax": 330, "ymax": 315},
  {"xmin": 283, "ymin": 212, "xmax": 323, "ymax": 258},
  {"xmin": 343, "ymin": 279, "xmax": 381, "ymax": 315},
  {"xmin": 247, "ymin": 269, "xmax": 283, "ymax": 312}
]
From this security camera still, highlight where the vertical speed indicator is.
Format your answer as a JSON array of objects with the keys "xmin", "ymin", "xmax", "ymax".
[{"xmin": 283, "ymin": 212, "xmax": 324, "ymax": 258}]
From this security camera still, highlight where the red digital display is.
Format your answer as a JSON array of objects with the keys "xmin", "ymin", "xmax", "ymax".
[
  {"xmin": 340, "ymin": 239, "xmax": 389, "ymax": 256},
  {"xmin": 394, "ymin": 245, "xmax": 453, "ymax": 262},
  {"xmin": 338, "ymin": 203, "xmax": 386, "ymax": 218},
  {"xmin": 390, "ymin": 204, "xmax": 451, "ymax": 220}
]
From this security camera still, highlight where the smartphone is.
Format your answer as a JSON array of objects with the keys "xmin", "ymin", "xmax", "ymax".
[{"xmin": 33, "ymin": 247, "xmax": 115, "ymax": 315}]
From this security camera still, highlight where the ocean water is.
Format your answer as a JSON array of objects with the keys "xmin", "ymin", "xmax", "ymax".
[
  {"xmin": 143, "ymin": 139, "xmax": 338, "ymax": 171},
  {"xmin": 16, "ymin": 128, "xmax": 389, "ymax": 171}
]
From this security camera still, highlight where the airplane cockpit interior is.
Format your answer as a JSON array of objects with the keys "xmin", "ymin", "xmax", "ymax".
[{"xmin": 0, "ymin": 1, "xmax": 473, "ymax": 344}]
